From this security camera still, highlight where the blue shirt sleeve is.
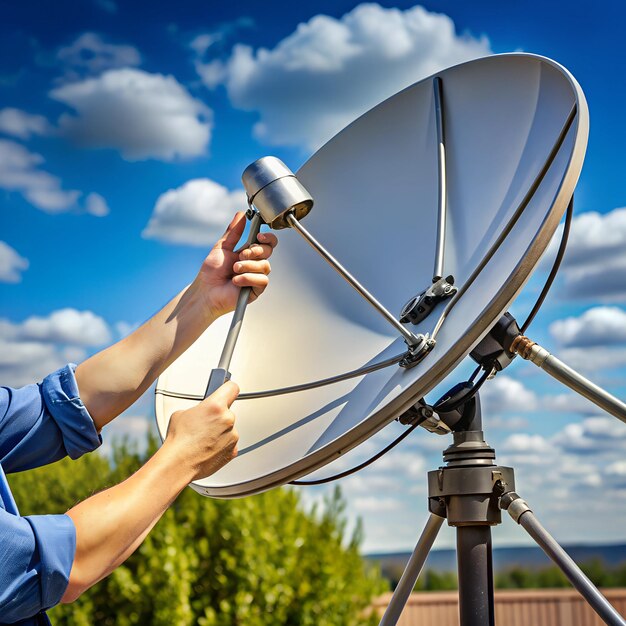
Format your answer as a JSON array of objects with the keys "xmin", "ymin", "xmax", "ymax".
[
  {"xmin": 0, "ymin": 364, "xmax": 102, "ymax": 474},
  {"xmin": 0, "ymin": 510, "xmax": 76, "ymax": 622}
]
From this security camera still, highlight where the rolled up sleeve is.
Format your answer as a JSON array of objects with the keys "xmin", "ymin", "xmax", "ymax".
[
  {"xmin": 0, "ymin": 510, "xmax": 75, "ymax": 622},
  {"xmin": 0, "ymin": 364, "xmax": 101, "ymax": 474},
  {"xmin": 41, "ymin": 365, "xmax": 101, "ymax": 461}
]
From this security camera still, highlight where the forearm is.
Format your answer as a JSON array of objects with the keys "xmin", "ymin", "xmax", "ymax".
[
  {"xmin": 76, "ymin": 279, "xmax": 216, "ymax": 429},
  {"xmin": 106, "ymin": 519, "xmax": 160, "ymax": 575},
  {"xmin": 62, "ymin": 441, "xmax": 193, "ymax": 601}
]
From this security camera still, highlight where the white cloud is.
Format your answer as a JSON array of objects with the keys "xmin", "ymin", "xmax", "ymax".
[
  {"xmin": 485, "ymin": 415, "xmax": 529, "ymax": 431},
  {"xmin": 51, "ymin": 68, "xmax": 212, "ymax": 161},
  {"xmin": 552, "ymin": 416, "xmax": 626, "ymax": 455},
  {"xmin": 480, "ymin": 375, "xmax": 538, "ymax": 414},
  {"xmin": 0, "ymin": 139, "xmax": 80, "ymax": 212},
  {"xmin": 341, "ymin": 473, "xmax": 400, "ymax": 495},
  {"xmin": 0, "ymin": 339, "xmax": 67, "ymax": 388},
  {"xmin": 556, "ymin": 346, "xmax": 626, "ymax": 375},
  {"xmin": 190, "ymin": 33, "xmax": 222, "ymax": 57},
  {"xmin": 543, "ymin": 392, "xmax": 605, "ymax": 416},
  {"xmin": 100, "ymin": 414, "xmax": 154, "ymax": 457},
  {"xmin": 0, "ymin": 309, "xmax": 112, "ymax": 387},
  {"xmin": 0, "ymin": 108, "xmax": 51, "ymax": 139},
  {"xmin": 115, "ymin": 321, "xmax": 139, "ymax": 338},
  {"xmin": 0, "ymin": 241, "xmax": 29, "ymax": 283},
  {"xmin": 0, "ymin": 308, "xmax": 111, "ymax": 347},
  {"xmin": 605, "ymin": 461, "xmax": 626, "ymax": 477},
  {"xmin": 501, "ymin": 433, "xmax": 553, "ymax": 454},
  {"xmin": 497, "ymin": 417, "xmax": 626, "ymax": 517},
  {"xmin": 550, "ymin": 306, "xmax": 626, "ymax": 347},
  {"xmin": 57, "ymin": 32, "xmax": 141, "ymax": 80},
  {"xmin": 559, "ymin": 208, "xmax": 626, "ymax": 267},
  {"xmin": 352, "ymin": 496, "xmax": 403, "ymax": 513},
  {"xmin": 85, "ymin": 192, "xmax": 110, "ymax": 216},
  {"xmin": 26, "ymin": 188, "xmax": 82, "ymax": 212},
  {"xmin": 373, "ymin": 451, "xmax": 425, "ymax": 478},
  {"xmin": 200, "ymin": 3, "xmax": 491, "ymax": 150},
  {"xmin": 547, "ymin": 208, "xmax": 626, "ymax": 301},
  {"xmin": 143, "ymin": 178, "xmax": 245, "ymax": 245},
  {"xmin": 62, "ymin": 345, "xmax": 88, "ymax": 364}
]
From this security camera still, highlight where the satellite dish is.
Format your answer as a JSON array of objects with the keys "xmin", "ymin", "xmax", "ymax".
[{"xmin": 154, "ymin": 53, "xmax": 588, "ymax": 498}]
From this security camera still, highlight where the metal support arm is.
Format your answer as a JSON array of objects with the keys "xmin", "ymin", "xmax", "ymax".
[
  {"xmin": 204, "ymin": 212, "xmax": 263, "ymax": 398},
  {"xmin": 512, "ymin": 336, "xmax": 626, "ymax": 424},
  {"xmin": 285, "ymin": 212, "xmax": 424, "ymax": 347}
]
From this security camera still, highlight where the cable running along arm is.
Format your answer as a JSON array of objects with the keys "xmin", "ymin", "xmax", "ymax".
[
  {"xmin": 520, "ymin": 196, "xmax": 573, "ymax": 333},
  {"xmin": 156, "ymin": 351, "xmax": 406, "ymax": 402},
  {"xmin": 433, "ymin": 76, "xmax": 448, "ymax": 282},
  {"xmin": 291, "ymin": 420, "xmax": 422, "ymax": 485},
  {"xmin": 430, "ymin": 104, "xmax": 578, "ymax": 342}
]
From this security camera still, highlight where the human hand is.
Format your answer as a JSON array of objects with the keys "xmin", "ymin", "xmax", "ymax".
[
  {"xmin": 197, "ymin": 212, "xmax": 278, "ymax": 319},
  {"xmin": 165, "ymin": 381, "xmax": 240, "ymax": 481}
]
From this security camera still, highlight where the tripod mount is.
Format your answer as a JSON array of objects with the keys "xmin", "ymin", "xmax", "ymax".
[{"xmin": 379, "ymin": 318, "xmax": 626, "ymax": 626}]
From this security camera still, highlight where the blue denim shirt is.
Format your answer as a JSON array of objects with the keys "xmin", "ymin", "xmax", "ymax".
[{"xmin": 0, "ymin": 365, "xmax": 101, "ymax": 625}]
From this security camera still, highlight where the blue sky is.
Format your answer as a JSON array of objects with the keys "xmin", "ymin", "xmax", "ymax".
[{"xmin": 1, "ymin": 0, "xmax": 626, "ymax": 552}]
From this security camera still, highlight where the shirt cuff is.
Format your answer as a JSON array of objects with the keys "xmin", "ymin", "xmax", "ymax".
[
  {"xmin": 25, "ymin": 514, "xmax": 76, "ymax": 611},
  {"xmin": 41, "ymin": 364, "xmax": 102, "ymax": 460}
]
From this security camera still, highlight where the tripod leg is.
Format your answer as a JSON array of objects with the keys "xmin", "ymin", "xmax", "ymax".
[
  {"xmin": 501, "ymin": 492, "xmax": 626, "ymax": 626},
  {"xmin": 457, "ymin": 525, "xmax": 495, "ymax": 626},
  {"xmin": 379, "ymin": 514, "xmax": 444, "ymax": 626}
]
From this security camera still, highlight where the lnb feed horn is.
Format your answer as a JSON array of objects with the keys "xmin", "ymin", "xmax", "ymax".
[{"xmin": 242, "ymin": 156, "xmax": 313, "ymax": 229}]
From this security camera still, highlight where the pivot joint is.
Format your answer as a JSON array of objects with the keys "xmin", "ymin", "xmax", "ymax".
[
  {"xmin": 400, "ymin": 275, "xmax": 457, "ymax": 326},
  {"xmin": 399, "ymin": 336, "xmax": 436, "ymax": 369},
  {"xmin": 398, "ymin": 399, "xmax": 452, "ymax": 435},
  {"xmin": 499, "ymin": 491, "xmax": 532, "ymax": 523}
]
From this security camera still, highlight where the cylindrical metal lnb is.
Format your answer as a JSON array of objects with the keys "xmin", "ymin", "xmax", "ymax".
[{"xmin": 241, "ymin": 156, "xmax": 313, "ymax": 230}]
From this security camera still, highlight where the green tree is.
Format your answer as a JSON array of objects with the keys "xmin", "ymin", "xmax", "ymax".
[
  {"xmin": 581, "ymin": 558, "xmax": 615, "ymax": 588},
  {"xmin": 536, "ymin": 566, "xmax": 569, "ymax": 589},
  {"xmin": 8, "ymin": 438, "xmax": 385, "ymax": 625},
  {"xmin": 496, "ymin": 566, "xmax": 538, "ymax": 589},
  {"xmin": 413, "ymin": 569, "xmax": 458, "ymax": 591}
]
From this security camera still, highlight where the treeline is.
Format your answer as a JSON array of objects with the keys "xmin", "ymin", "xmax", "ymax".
[
  {"xmin": 8, "ymin": 436, "xmax": 386, "ymax": 626},
  {"xmin": 385, "ymin": 561, "xmax": 626, "ymax": 592},
  {"xmin": 496, "ymin": 561, "xmax": 626, "ymax": 589}
]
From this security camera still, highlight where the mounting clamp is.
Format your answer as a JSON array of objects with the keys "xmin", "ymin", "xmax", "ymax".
[{"xmin": 400, "ymin": 275, "xmax": 457, "ymax": 326}]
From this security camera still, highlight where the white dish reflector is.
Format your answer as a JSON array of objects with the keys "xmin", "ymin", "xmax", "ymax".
[{"xmin": 155, "ymin": 54, "xmax": 588, "ymax": 497}]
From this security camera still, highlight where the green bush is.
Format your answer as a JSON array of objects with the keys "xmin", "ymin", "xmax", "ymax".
[
  {"xmin": 8, "ymin": 437, "xmax": 386, "ymax": 625},
  {"xmin": 413, "ymin": 569, "xmax": 458, "ymax": 591}
]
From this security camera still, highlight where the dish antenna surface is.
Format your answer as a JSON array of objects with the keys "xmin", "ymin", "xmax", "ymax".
[{"xmin": 155, "ymin": 53, "xmax": 588, "ymax": 498}]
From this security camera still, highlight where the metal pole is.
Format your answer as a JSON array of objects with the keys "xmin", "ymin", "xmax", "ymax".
[
  {"xmin": 379, "ymin": 514, "xmax": 445, "ymax": 626},
  {"xmin": 512, "ymin": 336, "xmax": 626, "ymax": 424},
  {"xmin": 285, "ymin": 213, "xmax": 421, "ymax": 346},
  {"xmin": 216, "ymin": 213, "xmax": 264, "ymax": 371},
  {"xmin": 502, "ymin": 493, "xmax": 626, "ymax": 626},
  {"xmin": 456, "ymin": 526, "xmax": 495, "ymax": 626},
  {"xmin": 204, "ymin": 213, "xmax": 263, "ymax": 398},
  {"xmin": 433, "ymin": 77, "xmax": 447, "ymax": 282}
]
